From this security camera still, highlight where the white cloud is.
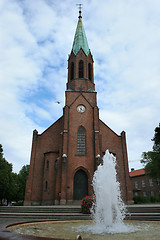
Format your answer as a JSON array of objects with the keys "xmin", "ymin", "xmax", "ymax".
[{"xmin": 0, "ymin": 0, "xmax": 160, "ymax": 172}]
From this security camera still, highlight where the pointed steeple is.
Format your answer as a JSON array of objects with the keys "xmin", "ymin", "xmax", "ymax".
[
  {"xmin": 67, "ymin": 9, "xmax": 95, "ymax": 92},
  {"xmin": 72, "ymin": 10, "xmax": 90, "ymax": 56}
]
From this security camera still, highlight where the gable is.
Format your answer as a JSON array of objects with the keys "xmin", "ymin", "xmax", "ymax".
[
  {"xmin": 99, "ymin": 119, "xmax": 120, "ymax": 137},
  {"xmin": 69, "ymin": 93, "xmax": 93, "ymax": 108},
  {"xmin": 66, "ymin": 91, "xmax": 97, "ymax": 108},
  {"xmin": 40, "ymin": 116, "xmax": 63, "ymax": 136},
  {"xmin": 99, "ymin": 119, "xmax": 122, "ymax": 154}
]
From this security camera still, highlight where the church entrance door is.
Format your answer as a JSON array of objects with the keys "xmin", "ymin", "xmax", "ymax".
[{"xmin": 73, "ymin": 170, "xmax": 88, "ymax": 200}]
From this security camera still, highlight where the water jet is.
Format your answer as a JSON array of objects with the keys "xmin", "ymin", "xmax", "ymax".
[{"xmin": 91, "ymin": 150, "xmax": 126, "ymax": 233}]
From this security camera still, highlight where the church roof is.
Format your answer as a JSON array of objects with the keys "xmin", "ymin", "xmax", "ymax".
[{"xmin": 72, "ymin": 15, "xmax": 90, "ymax": 56}]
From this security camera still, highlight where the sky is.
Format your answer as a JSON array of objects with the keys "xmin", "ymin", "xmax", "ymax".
[{"xmin": 0, "ymin": 0, "xmax": 160, "ymax": 173}]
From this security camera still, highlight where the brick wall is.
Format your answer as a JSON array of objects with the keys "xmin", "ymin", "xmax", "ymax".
[{"xmin": 130, "ymin": 172, "xmax": 160, "ymax": 198}]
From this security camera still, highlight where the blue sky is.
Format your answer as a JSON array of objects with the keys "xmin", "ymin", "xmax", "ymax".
[{"xmin": 0, "ymin": 0, "xmax": 160, "ymax": 173}]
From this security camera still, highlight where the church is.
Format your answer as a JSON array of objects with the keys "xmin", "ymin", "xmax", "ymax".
[{"xmin": 24, "ymin": 10, "xmax": 133, "ymax": 206}]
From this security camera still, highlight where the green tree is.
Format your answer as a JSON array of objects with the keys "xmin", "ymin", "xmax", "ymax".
[
  {"xmin": 17, "ymin": 164, "xmax": 30, "ymax": 200},
  {"xmin": 0, "ymin": 144, "xmax": 30, "ymax": 204},
  {"xmin": 141, "ymin": 123, "xmax": 160, "ymax": 178},
  {"xmin": 0, "ymin": 144, "xmax": 13, "ymax": 204}
]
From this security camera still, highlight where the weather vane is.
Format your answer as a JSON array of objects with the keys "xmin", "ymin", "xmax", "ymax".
[{"xmin": 76, "ymin": 3, "xmax": 83, "ymax": 18}]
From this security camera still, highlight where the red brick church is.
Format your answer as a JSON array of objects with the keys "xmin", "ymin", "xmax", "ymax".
[{"xmin": 24, "ymin": 11, "xmax": 133, "ymax": 205}]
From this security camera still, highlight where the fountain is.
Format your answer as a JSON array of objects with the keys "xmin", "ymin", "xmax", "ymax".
[
  {"xmin": 7, "ymin": 151, "xmax": 160, "ymax": 239},
  {"xmin": 91, "ymin": 150, "xmax": 126, "ymax": 231},
  {"xmin": 7, "ymin": 219, "xmax": 160, "ymax": 239},
  {"xmin": 75, "ymin": 150, "xmax": 135, "ymax": 234}
]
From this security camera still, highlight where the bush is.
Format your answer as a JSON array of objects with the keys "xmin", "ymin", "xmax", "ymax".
[
  {"xmin": 133, "ymin": 195, "xmax": 160, "ymax": 204},
  {"xmin": 14, "ymin": 201, "xmax": 23, "ymax": 206},
  {"xmin": 81, "ymin": 196, "xmax": 94, "ymax": 214},
  {"xmin": 150, "ymin": 195, "xmax": 160, "ymax": 203}
]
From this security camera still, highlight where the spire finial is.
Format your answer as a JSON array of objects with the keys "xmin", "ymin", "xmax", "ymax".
[{"xmin": 76, "ymin": 3, "xmax": 83, "ymax": 19}]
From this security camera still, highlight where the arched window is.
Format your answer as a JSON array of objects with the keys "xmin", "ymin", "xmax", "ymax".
[
  {"xmin": 77, "ymin": 126, "xmax": 86, "ymax": 155},
  {"xmin": 88, "ymin": 63, "xmax": 92, "ymax": 81},
  {"xmin": 71, "ymin": 62, "xmax": 74, "ymax": 80},
  {"xmin": 79, "ymin": 60, "xmax": 84, "ymax": 78}
]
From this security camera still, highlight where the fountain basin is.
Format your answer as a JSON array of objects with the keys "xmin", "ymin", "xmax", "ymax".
[{"xmin": 7, "ymin": 220, "xmax": 160, "ymax": 240}]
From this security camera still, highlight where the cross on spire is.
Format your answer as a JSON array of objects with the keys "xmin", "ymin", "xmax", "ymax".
[{"xmin": 76, "ymin": 3, "xmax": 83, "ymax": 19}]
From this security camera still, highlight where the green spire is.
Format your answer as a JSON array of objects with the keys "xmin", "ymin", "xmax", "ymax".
[{"xmin": 72, "ymin": 14, "xmax": 90, "ymax": 56}]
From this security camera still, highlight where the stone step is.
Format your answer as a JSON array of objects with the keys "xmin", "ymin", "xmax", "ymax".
[
  {"xmin": 1, "ymin": 211, "xmax": 160, "ymax": 221},
  {"xmin": 127, "ymin": 205, "xmax": 160, "ymax": 213},
  {"xmin": 0, "ymin": 206, "xmax": 81, "ymax": 213},
  {"xmin": 118, "ymin": 211, "xmax": 160, "ymax": 221},
  {"xmin": 125, "ymin": 212, "xmax": 160, "ymax": 221},
  {"xmin": 0, "ymin": 212, "xmax": 91, "ymax": 220},
  {"xmin": 126, "ymin": 205, "xmax": 160, "ymax": 220},
  {"xmin": 1, "ymin": 205, "xmax": 160, "ymax": 221}
]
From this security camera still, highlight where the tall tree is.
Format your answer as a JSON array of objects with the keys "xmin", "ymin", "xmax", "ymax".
[
  {"xmin": 141, "ymin": 123, "xmax": 160, "ymax": 178},
  {"xmin": 0, "ymin": 144, "xmax": 30, "ymax": 204},
  {"xmin": 0, "ymin": 144, "xmax": 13, "ymax": 204},
  {"xmin": 17, "ymin": 164, "xmax": 30, "ymax": 200}
]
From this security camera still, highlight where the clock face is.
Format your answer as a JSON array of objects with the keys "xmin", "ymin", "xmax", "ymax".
[{"xmin": 77, "ymin": 105, "xmax": 86, "ymax": 113}]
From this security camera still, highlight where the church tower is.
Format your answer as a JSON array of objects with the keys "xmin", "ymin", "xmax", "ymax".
[
  {"xmin": 24, "ymin": 10, "xmax": 133, "ymax": 206},
  {"xmin": 61, "ymin": 9, "xmax": 100, "ymax": 204}
]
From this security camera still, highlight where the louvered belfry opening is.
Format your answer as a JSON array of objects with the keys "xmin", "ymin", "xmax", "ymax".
[
  {"xmin": 71, "ymin": 62, "xmax": 74, "ymax": 80},
  {"xmin": 79, "ymin": 60, "xmax": 84, "ymax": 78},
  {"xmin": 88, "ymin": 63, "xmax": 92, "ymax": 81}
]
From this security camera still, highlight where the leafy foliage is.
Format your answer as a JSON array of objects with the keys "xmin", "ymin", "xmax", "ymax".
[
  {"xmin": 133, "ymin": 195, "xmax": 160, "ymax": 204},
  {"xmin": 0, "ymin": 144, "xmax": 29, "ymax": 205},
  {"xmin": 141, "ymin": 123, "xmax": 160, "ymax": 178},
  {"xmin": 152, "ymin": 124, "xmax": 160, "ymax": 152},
  {"xmin": 81, "ymin": 195, "xmax": 94, "ymax": 214},
  {"xmin": 0, "ymin": 144, "xmax": 13, "ymax": 203},
  {"xmin": 17, "ymin": 165, "xmax": 30, "ymax": 200}
]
